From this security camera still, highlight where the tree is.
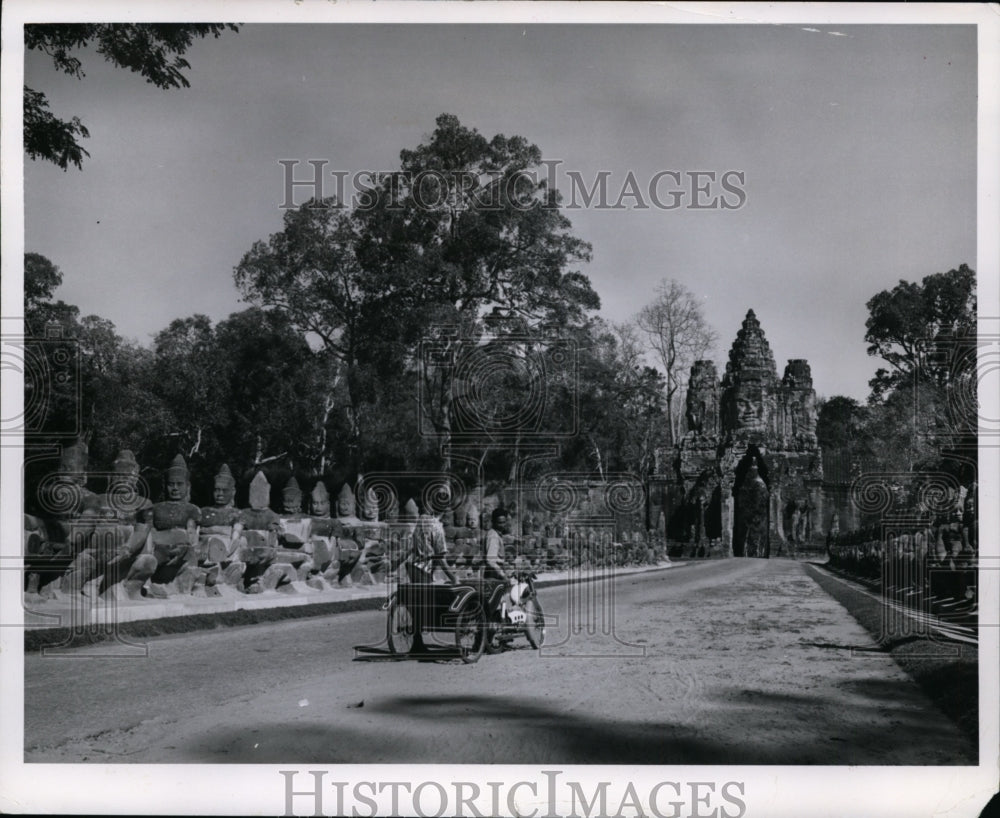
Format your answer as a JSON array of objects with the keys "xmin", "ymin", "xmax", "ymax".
[
  {"xmin": 24, "ymin": 252, "xmax": 79, "ymax": 333},
  {"xmin": 150, "ymin": 315, "xmax": 230, "ymax": 463},
  {"xmin": 236, "ymin": 113, "xmax": 599, "ymax": 470},
  {"xmin": 356, "ymin": 114, "xmax": 598, "ymax": 465},
  {"xmin": 864, "ymin": 265, "xmax": 977, "ymax": 467},
  {"xmin": 25, "ymin": 23, "xmax": 239, "ymax": 170},
  {"xmin": 212, "ymin": 308, "xmax": 339, "ymax": 474},
  {"xmin": 22, "ymin": 254, "xmax": 175, "ymax": 505},
  {"xmin": 76, "ymin": 318, "xmax": 173, "ymax": 467},
  {"xmin": 234, "ymin": 200, "xmax": 373, "ymax": 465},
  {"xmin": 635, "ymin": 279, "xmax": 717, "ymax": 445},
  {"xmin": 816, "ymin": 396, "xmax": 868, "ymax": 453},
  {"xmin": 865, "ymin": 264, "xmax": 976, "ymax": 401}
]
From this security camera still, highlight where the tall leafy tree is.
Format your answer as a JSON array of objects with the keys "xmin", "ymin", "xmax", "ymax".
[
  {"xmin": 212, "ymin": 308, "xmax": 339, "ymax": 475},
  {"xmin": 150, "ymin": 315, "xmax": 229, "ymax": 465},
  {"xmin": 236, "ymin": 113, "xmax": 599, "ymax": 469},
  {"xmin": 865, "ymin": 264, "xmax": 976, "ymax": 400},
  {"xmin": 25, "ymin": 23, "xmax": 239, "ymax": 170},
  {"xmin": 864, "ymin": 264, "xmax": 977, "ymax": 465},
  {"xmin": 635, "ymin": 278, "xmax": 717, "ymax": 445},
  {"xmin": 357, "ymin": 114, "xmax": 598, "ymax": 464},
  {"xmin": 24, "ymin": 252, "xmax": 79, "ymax": 333}
]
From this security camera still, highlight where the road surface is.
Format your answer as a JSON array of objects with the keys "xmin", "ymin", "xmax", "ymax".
[{"xmin": 23, "ymin": 558, "xmax": 976, "ymax": 764}]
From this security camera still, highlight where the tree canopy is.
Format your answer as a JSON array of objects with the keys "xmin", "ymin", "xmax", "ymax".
[
  {"xmin": 865, "ymin": 264, "xmax": 976, "ymax": 400},
  {"xmin": 236, "ymin": 114, "xmax": 600, "ymax": 469}
]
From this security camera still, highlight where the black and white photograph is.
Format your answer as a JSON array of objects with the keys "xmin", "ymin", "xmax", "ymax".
[{"xmin": 2, "ymin": 2, "xmax": 998, "ymax": 816}]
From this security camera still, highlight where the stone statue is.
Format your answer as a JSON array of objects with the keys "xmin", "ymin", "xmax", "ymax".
[
  {"xmin": 337, "ymin": 483, "xmax": 356, "ymax": 519},
  {"xmin": 239, "ymin": 471, "xmax": 293, "ymax": 592},
  {"xmin": 789, "ymin": 504, "xmax": 802, "ymax": 544},
  {"xmin": 794, "ymin": 501, "xmax": 809, "ymax": 543},
  {"xmin": 400, "ymin": 497, "xmax": 419, "ymax": 523},
  {"xmin": 464, "ymin": 500, "xmax": 480, "ymax": 530},
  {"xmin": 197, "ymin": 464, "xmax": 247, "ymax": 587},
  {"xmin": 736, "ymin": 459, "xmax": 769, "ymax": 558},
  {"xmin": 25, "ymin": 441, "xmax": 101, "ymax": 596},
  {"xmin": 356, "ymin": 477, "xmax": 378, "ymax": 522},
  {"xmin": 61, "ymin": 449, "xmax": 158, "ymax": 600},
  {"xmin": 146, "ymin": 454, "xmax": 203, "ymax": 596},
  {"xmin": 306, "ymin": 481, "xmax": 339, "ymax": 584},
  {"xmin": 452, "ymin": 500, "xmax": 468, "ymax": 529},
  {"xmin": 275, "ymin": 477, "xmax": 315, "ymax": 581}
]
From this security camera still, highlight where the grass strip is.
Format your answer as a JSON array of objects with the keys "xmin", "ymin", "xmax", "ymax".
[{"xmin": 806, "ymin": 563, "xmax": 978, "ymax": 747}]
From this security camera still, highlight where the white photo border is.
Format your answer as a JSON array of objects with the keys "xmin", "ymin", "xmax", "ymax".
[{"xmin": 2, "ymin": 2, "xmax": 997, "ymax": 816}]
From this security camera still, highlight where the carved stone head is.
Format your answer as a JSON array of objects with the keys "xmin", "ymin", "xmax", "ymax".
[
  {"xmin": 282, "ymin": 476, "xmax": 302, "ymax": 514},
  {"xmin": 58, "ymin": 440, "xmax": 89, "ymax": 487},
  {"xmin": 164, "ymin": 454, "xmax": 189, "ymax": 502},
  {"xmin": 733, "ymin": 385, "xmax": 766, "ymax": 433},
  {"xmin": 310, "ymin": 481, "xmax": 330, "ymax": 517},
  {"xmin": 249, "ymin": 471, "xmax": 270, "ymax": 511},
  {"xmin": 464, "ymin": 500, "xmax": 480, "ymax": 530},
  {"xmin": 337, "ymin": 483, "xmax": 356, "ymax": 518},
  {"xmin": 213, "ymin": 463, "xmax": 236, "ymax": 507},
  {"xmin": 360, "ymin": 486, "xmax": 378, "ymax": 522},
  {"xmin": 110, "ymin": 449, "xmax": 140, "ymax": 491}
]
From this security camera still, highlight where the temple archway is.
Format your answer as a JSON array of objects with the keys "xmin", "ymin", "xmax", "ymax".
[{"xmin": 732, "ymin": 445, "xmax": 770, "ymax": 558}]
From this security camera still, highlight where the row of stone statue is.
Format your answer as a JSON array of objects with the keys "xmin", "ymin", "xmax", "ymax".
[
  {"xmin": 24, "ymin": 443, "xmax": 671, "ymax": 603},
  {"xmin": 827, "ymin": 512, "xmax": 978, "ymax": 608},
  {"xmin": 23, "ymin": 445, "xmax": 454, "ymax": 602}
]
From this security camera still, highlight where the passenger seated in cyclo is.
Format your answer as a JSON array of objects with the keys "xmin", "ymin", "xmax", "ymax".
[{"xmin": 409, "ymin": 503, "xmax": 459, "ymax": 585}]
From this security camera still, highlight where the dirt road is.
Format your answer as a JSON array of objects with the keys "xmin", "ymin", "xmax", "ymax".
[{"xmin": 24, "ymin": 558, "xmax": 976, "ymax": 764}]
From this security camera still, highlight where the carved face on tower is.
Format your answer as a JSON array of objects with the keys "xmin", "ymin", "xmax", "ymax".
[
  {"xmin": 794, "ymin": 394, "xmax": 817, "ymax": 438},
  {"xmin": 164, "ymin": 455, "xmax": 189, "ymax": 502},
  {"xmin": 734, "ymin": 386, "xmax": 766, "ymax": 432},
  {"xmin": 212, "ymin": 464, "xmax": 236, "ymax": 507}
]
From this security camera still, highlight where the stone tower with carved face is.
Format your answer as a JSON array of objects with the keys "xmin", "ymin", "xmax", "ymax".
[{"xmin": 652, "ymin": 309, "xmax": 823, "ymax": 557}]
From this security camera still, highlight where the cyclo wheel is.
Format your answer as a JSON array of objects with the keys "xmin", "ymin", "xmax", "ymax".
[
  {"xmin": 525, "ymin": 597, "xmax": 545, "ymax": 649},
  {"xmin": 455, "ymin": 605, "xmax": 486, "ymax": 664},
  {"xmin": 387, "ymin": 599, "xmax": 417, "ymax": 655},
  {"xmin": 484, "ymin": 624, "xmax": 504, "ymax": 655}
]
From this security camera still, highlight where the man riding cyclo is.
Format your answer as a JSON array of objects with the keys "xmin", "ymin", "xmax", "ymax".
[{"xmin": 482, "ymin": 507, "xmax": 524, "ymax": 618}]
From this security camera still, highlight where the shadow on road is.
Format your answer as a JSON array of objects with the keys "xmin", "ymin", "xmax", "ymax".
[{"xmin": 178, "ymin": 688, "xmax": 975, "ymax": 765}]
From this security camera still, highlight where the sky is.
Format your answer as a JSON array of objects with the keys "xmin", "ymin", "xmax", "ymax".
[{"xmin": 23, "ymin": 23, "xmax": 977, "ymax": 401}]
